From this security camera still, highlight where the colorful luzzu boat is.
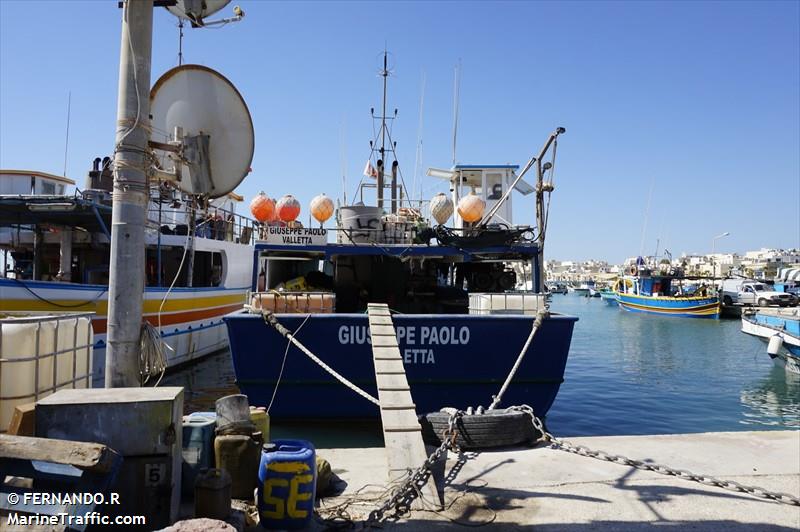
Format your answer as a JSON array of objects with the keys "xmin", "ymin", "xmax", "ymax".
[{"xmin": 614, "ymin": 268, "xmax": 720, "ymax": 319}]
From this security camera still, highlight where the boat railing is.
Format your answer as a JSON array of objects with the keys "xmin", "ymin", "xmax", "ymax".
[
  {"xmin": 0, "ymin": 312, "xmax": 95, "ymax": 432},
  {"xmin": 148, "ymin": 205, "xmax": 258, "ymax": 245}
]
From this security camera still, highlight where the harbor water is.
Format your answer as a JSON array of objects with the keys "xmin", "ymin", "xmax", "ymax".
[{"xmin": 164, "ymin": 295, "xmax": 799, "ymax": 444}]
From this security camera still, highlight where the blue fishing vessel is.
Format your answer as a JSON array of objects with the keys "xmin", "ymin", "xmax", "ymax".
[
  {"xmin": 741, "ymin": 308, "xmax": 800, "ymax": 374},
  {"xmin": 599, "ymin": 289, "xmax": 618, "ymax": 305},
  {"xmin": 224, "ymin": 57, "xmax": 576, "ymax": 418},
  {"xmin": 615, "ymin": 262, "xmax": 720, "ymax": 318},
  {"xmin": 225, "ymin": 241, "xmax": 578, "ymax": 417}
]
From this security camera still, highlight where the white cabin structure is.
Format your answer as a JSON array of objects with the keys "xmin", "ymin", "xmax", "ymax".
[
  {"xmin": 0, "ymin": 169, "xmax": 73, "ymax": 196},
  {"xmin": 428, "ymin": 164, "xmax": 533, "ymax": 228}
]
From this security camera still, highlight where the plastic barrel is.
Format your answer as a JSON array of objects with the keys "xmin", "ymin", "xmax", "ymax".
[
  {"xmin": 249, "ymin": 406, "xmax": 270, "ymax": 443},
  {"xmin": 181, "ymin": 415, "xmax": 216, "ymax": 496},
  {"xmin": 257, "ymin": 439, "xmax": 317, "ymax": 530}
]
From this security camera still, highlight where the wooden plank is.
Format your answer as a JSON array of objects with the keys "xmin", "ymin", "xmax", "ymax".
[
  {"xmin": 368, "ymin": 316, "xmax": 394, "ymax": 325},
  {"xmin": 376, "ymin": 373, "xmax": 409, "ymax": 388},
  {"xmin": 374, "ymin": 359, "xmax": 406, "ymax": 373},
  {"xmin": 368, "ymin": 303, "xmax": 441, "ymax": 508},
  {"xmin": 379, "ymin": 408, "xmax": 419, "ymax": 428},
  {"xmin": 369, "ymin": 330, "xmax": 397, "ymax": 337},
  {"xmin": 0, "ymin": 435, "xmax": 120, "ymax": 473},
  {"xmin": 373, "ymin": 346, "xmax": 402, "ymax": 359},
  {"xmin": 372, "ymin": 335, "xmax": 399, "ymax": 347},
  {"xmin": 378, "ymin": 390, "xmax": 415, "ymax": 406},
  {"xmin": 381, "ymin": 404, "xmax": 416, "ymax": 410},
  {"xmin": 369, "ymin": 327, "xmax": 397, "ymax": 334}
]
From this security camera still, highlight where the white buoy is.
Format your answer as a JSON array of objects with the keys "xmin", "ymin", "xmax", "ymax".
[
  {"xmin": 430, "ymin": 193, "xmax": 454, "ymax": 225},
  {"xmin": 767, "ymin": 334, "xmax": 784, "ymax": 356}
]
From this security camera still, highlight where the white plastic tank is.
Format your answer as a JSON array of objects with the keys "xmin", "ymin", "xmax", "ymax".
[
  {"xmin": 338, "ymin": 205, "xmax": 383, "ymax": 243},
  {"xmin": 468, "ymin": 293, "xmax": 547, "ymax": 315},
  {"xmin": 0, "ymin": 313, "xmax": 93, "ymax": 432}
]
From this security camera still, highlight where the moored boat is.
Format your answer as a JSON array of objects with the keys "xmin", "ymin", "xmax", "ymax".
[
  {"xmin": 545, "ymin": 281, "xmax": 568, "ymax": 295},
  {"xmin": 614, "ymin": 262, "xmax": 720, "ymax": 318},
  {"xmin": 0, "ymin": 166, "xmax": 254, "ymax": 384},
  {"xmin": 224, "ymin": 59, "xmax": 576, "ymax": 419},
  {"xmin": 741, "ymin": 308, "xmax": 800, "ymax": 374},
  {"xmin": 572, "ymin": 280, "xmax": 594, "ymax": 296},
  {"xmin": 599, "ymin": 288, "xmax": 618, "ymax": 305}
]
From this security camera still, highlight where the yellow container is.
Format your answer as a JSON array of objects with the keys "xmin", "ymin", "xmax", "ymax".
[{"xmin": 250, "ymin": 406, "xmax": 270, "ymax": 442}]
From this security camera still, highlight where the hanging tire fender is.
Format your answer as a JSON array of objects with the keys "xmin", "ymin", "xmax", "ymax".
[{"xmin": 419, "ymin": 408, "xmax": 539, "ymax": 450}]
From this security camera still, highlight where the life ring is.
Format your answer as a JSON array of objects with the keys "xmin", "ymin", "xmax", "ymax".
[{"xmin": 629, "ymin": 265, "xmax": 637, "ymax": 275}]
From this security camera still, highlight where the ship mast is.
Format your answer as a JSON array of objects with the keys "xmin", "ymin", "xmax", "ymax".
[
  {"xmin": 371, "ymin": 51, "xmax": 402, "ymax": 213},
  {"xmin": 377, "ymin": 52, "xmax": 387, "ymax": 210}
]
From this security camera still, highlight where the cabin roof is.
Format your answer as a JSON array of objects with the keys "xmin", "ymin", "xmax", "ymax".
[
  {"xmin": 0, "ymin": 169, "xmax": 76, "ymax": 185},
  {"xmin": 0, "ymin": 195, "xmax": 111, "ymax": 233},
  {"xmin": 453, "ymin": 165, "xmax": 520, "ymax": 170}
]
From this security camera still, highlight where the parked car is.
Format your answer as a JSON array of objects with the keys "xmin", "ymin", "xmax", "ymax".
[{"xmin": 721, "ymin": 279, "xmax": 795, "ymax": 307}]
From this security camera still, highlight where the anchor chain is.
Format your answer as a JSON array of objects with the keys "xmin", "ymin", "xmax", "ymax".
[
  {"xmin": 366, "ymin": 410, "xmax": 463, "ymax": 524},
  {"xmin": 510, "ymin": 405, "xmax": 800, "ymax": 508}
]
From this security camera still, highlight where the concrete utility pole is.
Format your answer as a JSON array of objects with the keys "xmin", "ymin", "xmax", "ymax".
[{"xmin": 106, "ymin": 0, "xmax": 153, "ymax": 387}]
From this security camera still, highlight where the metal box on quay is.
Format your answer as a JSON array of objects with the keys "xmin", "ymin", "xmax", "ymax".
[{"xmin": 36, "ymin": 387, "xmax": 184, "ymax": 529}]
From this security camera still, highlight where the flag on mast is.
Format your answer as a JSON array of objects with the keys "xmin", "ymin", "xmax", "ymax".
[{"xmin": 363, "ymin": 160, "xmax": 378, "ymax": 178}]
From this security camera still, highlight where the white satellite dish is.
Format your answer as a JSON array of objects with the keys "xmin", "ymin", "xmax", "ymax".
[
  {"xmin": 150, "ymin": 64, "xmax": 254, "ymax": 198},
  {"xmin": 166, "ymin": 0, "xmax": 230, "ymax": 24}
]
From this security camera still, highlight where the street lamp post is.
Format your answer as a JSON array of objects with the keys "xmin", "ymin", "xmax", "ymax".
[{"xmin": 711, "ymin": 232, "xmax": 730, "ymax": 280}]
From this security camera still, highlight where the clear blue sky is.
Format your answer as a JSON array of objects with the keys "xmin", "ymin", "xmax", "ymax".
[{"xmin": 1, "ymin": 1, "xmax": 798, "ymax": 263}]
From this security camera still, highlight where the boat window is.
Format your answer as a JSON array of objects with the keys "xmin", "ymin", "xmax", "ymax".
[
  {"xmin": 40, "ymin": 181, "xmax": 55, "ymax": 195},
  {"xmin": 147, "ymin": 248, "xmax": 222, "ymax": 287},
  {"xmin": 262, "ymin": 256, "xmax": 327, "ymax": 291}
]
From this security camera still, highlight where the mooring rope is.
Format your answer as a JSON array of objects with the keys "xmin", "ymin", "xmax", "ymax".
[
  {"xmin": 260, "ymin": 310, "xmax": 380, "ymax": 406},
  {"xmin": 487, "ymin": 308, "xmax": 548, "ymax": 410}
]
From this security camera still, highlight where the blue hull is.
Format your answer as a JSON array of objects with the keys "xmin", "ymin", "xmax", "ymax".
[
  {"xmin": 224, "ymin": 312, "xmax": 577, "ymax": 418},
  {"xmin": 616, "ymin": 293, "xmax": 720, "ymax": 319}
]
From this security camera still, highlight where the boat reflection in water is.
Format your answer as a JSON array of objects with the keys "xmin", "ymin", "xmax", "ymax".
[{"xmin": 739, "ymin": 367, "xmax": 800, "ymax": 428}]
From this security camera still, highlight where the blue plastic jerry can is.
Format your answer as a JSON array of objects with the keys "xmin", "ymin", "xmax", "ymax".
[{"xmin": 257, "ymin": 439, "xmax": 317, "ymax": 530}]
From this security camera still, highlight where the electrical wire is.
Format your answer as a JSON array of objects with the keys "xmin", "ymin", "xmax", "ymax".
[
  {"xmin": 267, "ymin": 313, "xmax": 311, "ymax": 414},
  {"xmin": 10, "ymin": 277, "xmax": 107, "ymax": 308},
  {"xmin": 153, "ymin": 201, "xmax": 203, "ymax": 384}
]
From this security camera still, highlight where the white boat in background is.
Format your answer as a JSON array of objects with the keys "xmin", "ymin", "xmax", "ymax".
[
  {"xmin": 741, "ymin": 307, "xmax": 800, "ymax": 374},
  {"xmin": 0, "ymin": 165, "xmax": 255, "ymax": 385},
  {"xmin": 572, "ymin": 280, "xmax": 595, "ymax": 296}
]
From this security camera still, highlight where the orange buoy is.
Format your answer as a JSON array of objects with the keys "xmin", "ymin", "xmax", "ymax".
[
  {"xmin": 267, "ymin": 198, "xmax": 278, "ymax": 222},
  {"xmin": 457, "ymin": 193, "xmax": 485, "ymax": 223},
  {"xmin": 276, "ymin": 194, "xmax": 301, "ymax": 222},
  {"xmin": 250, "ymin": 192, "xmax": 275, "ymax": 222},
  {"xmin": 310, "ymin": 193, "xmax": 334, "ymax": 224}
]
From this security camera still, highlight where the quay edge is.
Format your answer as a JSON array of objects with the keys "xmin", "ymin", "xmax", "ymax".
[{"xmin": 313, "ymin": 430, "xmax": 800, "ymax": 530}]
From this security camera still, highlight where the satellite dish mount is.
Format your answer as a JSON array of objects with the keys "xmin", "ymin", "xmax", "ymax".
[{"xmin": 164, "ymin": 0, "xmax": 245, "ymax": 28}]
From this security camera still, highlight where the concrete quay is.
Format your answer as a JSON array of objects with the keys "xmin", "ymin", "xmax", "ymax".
[{"xmin": 313, "ymin": 430, "xmax": 800, "ymax": 531}]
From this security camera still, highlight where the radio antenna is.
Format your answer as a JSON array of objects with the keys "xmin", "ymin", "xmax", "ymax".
[
  {"xmin": 62, "ymin": 91, "xmax": 71, "ymax": 177},
  {"xmin": 451, "ymin": 59, "xmax": 461, "ymax": 166}
]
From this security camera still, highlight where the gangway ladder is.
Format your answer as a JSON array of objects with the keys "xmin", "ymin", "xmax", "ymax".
[{"xmin": 367, "ymin": 303, "xmax": 442, "ymax": 508}]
